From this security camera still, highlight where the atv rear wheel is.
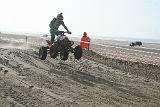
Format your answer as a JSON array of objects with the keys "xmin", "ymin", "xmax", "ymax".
[
  {"xmin": 74, "ymin": 45, "xmax": 82, "ymax": 60},
  {"xmin": 60, "ymin": 50, "xmax": 69, "ymax": 61},
  {"xmin": 50, "ymin": 44, "xmax": 58, "ymax": 58},
  {"xmin": 39, "ymin": 46, "xmax": 47, "ymax": 60}
]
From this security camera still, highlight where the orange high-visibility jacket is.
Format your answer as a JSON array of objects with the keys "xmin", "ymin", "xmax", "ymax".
[
  {"xmin": 81, "ymin": 35, "xmax": 91, "ymax": 42},
  {"xmin": 80, "ymin": 34, "xmax": 91, "ymax": 50}
]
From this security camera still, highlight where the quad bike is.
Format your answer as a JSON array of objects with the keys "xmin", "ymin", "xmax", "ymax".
[{"xmin": 39, "ymin": 31, "xmax": 83, "ymax": 61}]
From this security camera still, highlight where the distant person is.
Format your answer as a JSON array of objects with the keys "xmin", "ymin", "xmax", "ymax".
[
  {"xmin": 49, "ymin": 13, "xmax": 71, "ymax": 44},
  {"xmin": 80, "ymin": 32, "xmax": 91, "ymax": 50}
]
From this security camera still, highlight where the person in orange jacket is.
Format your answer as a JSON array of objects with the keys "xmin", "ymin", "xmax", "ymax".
[{"xmin": 80, "ymin": 32, "xmax": 91, "ymax": 50}]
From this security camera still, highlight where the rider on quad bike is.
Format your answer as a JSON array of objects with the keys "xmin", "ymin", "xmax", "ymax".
[
  {"xmin": 39, "ymin": 13, "xmax": 82, "ymax": 61},
  {"xmin": 49, "ymin": 12, "xmax": 71, "ymax": 44}
]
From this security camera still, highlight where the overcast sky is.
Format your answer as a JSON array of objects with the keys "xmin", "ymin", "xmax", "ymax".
[{"xmin": 0, "ymin": 0, "xmax": 160, "ymax": 39}]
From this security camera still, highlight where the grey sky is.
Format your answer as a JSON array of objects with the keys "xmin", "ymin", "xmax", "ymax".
[{"xmin": 0, "ymin": 0, "xmax": 160, "ymax": 39}]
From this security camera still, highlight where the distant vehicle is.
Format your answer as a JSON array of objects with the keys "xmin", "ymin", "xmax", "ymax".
[
  {"xmin": 129, "ymin": 41, "xmax": 142, "ymax": 47},
  {"xmin": 43, "ymin": 34, "xmax": 48, "ymax": 37}
]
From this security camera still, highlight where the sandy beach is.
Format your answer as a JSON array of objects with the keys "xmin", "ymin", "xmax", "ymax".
[{"xmin": 0, "ymin": 33, "xmax": 160, "ymax": 107}]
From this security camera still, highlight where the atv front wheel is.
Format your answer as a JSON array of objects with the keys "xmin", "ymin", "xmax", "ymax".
[
  {"xmin": 50, "ymin": 44, "xmax": 58, "ymax": 58},
  {"xmin": 74, "ymin": 45, "xmax": 82, "ymax": 60},
  {"xmin": 39, "ymin": 46, "xmax": 47, "ymax": 60},
  {"xmin": 60, "ymin": 51, "xmax": 69, "ymax": 61}
]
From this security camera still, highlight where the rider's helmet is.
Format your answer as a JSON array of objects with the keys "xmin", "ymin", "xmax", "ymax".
[{"xmin": 57, "ymin": 12, "xmax": 63, "ymax": 21}]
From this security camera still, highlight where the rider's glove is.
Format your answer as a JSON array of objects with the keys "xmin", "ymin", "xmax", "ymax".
[{"xmin": 68, "ymin": 31, "xmax": 72, "ymax": 34}]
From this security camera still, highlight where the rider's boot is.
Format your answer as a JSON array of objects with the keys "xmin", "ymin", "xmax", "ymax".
[
  {"xmin": 50, "ymin": 37, "xmax": 55, "ymax": 45},
  {"xmin": 50, "ymin": 40, "xmax": 53, "ymax": 45}
]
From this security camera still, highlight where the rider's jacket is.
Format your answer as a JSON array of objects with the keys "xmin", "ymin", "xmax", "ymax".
[{"xmin": 49, "ymin": 18, "xmax": 69, "ymax": 32}]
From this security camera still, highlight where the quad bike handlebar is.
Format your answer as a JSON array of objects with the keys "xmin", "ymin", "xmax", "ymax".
[{"xmin": 58, "ymin": 31, "xmax": 72, "ymax": 34}]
